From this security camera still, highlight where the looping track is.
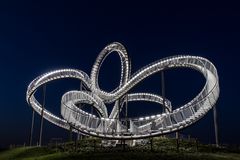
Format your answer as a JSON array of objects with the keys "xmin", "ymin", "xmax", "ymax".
[{"xmin": 26, "ymin": 42, "xmax": 219, "ymax": 139}]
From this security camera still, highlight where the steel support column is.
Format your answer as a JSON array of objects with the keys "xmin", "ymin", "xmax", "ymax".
[
  {"xmin": 77, "ymin": 81, "xmax": 83, "ymax": 141},
  {"xmin": 69, "ymin": 125, "xmax": 73, "ymax": 142},
  {"xmin": 39, "ymin": 84, "xmax": 46, "ymax": 146},
  {"xmin": 213, "ymin": 105, "xmax": 219, "ymax": 147},
  {"xmin": 125, "ymin": 94, "xmax": 128, "ymax": 132},
  {"xmin": 161, "ymin": 71, "xmax": 166, "ymax": 113},
  {"xmin": 29, "ymin": 109, "xmax": 35, "ymax": 146}
]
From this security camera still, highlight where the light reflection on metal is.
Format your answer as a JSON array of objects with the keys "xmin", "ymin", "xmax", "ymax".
[{"xmin": 26, "ymin": 42, "xmax": 219, "ymax": 140}]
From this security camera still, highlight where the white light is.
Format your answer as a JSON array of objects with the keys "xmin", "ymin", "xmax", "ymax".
[
  {"xmin": 151, "ymin": 115, "xmax": 155, "ymax": 119},
  {"xmin": 145, "ymin": 117, "xmax": 150, "ymax": 120}
]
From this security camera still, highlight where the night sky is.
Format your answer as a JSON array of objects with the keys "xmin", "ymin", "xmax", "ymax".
[{"xmin": 0, "ymin": 1, "xmax": 240, "ymax": 148}]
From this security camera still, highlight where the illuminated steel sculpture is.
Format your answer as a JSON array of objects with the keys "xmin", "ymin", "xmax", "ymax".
[{"xmin": 26, "ymin": 42, "xmax": 219, "ymax": 140}]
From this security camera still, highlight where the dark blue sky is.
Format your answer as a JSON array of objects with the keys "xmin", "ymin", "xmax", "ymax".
[{"xmin": 0, "ymin": 1, "xmax": 239, "ymax": 147}]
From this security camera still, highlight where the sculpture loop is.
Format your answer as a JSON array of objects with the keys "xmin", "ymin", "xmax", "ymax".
[{"xmin": 26, "ymin": 42, "xmax": 219, "ymax": 139}]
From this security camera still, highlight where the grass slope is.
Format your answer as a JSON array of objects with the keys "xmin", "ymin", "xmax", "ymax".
[{"xmin": 0, "ymin": 147, "xmax": 240, "ymax": 160}]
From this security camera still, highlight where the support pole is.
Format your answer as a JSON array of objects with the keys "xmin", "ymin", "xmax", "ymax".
[
  {"xmin": 161, "ymin": 71, "xmax": 168, "ymax": 138},
  {"xmin": 77, "ymin": 130, "xmax": 81, "ymax": 141},
  {"xmin": 176, "ymin": 129, "xmax": 179, "ymax": 145},
  {"xmin": 29, "ymin": 109, "xmax": 35, "ymax": 146},
  {"xmin": 162, "ymin": 71, "xmax": 179, "ymax": 138},
  {"xmin": 39, "ymin": 84, "xmax": 46, "ymax": 146},
  {"xmin": 69, "ymin": 125, "xmax": 73, "ymax": 142},
  {"xmin": 77, "ymin": 81, "xmax": 83, "ymax": 141},
  {"xmin": 118, "ymin": 100, "xmax": 120, "ymax": 119},
  {"xmin": 213, "ymin": 105, "xmax": 219, "ymax": 147},
  {"xmin": 176, "ymin": 132, "xmax": 179, "ymax": 152},
  {"xmin": 94, "ymin": 139, "xmax": 96, "ymax": 152},
  {"xmin": 91, "ymin": 104, "xmax": 93, "ymax": 115},
  {"xmin": 176, "ymin": 131, "xmax": 179, "ymax": 140},
  {"xmin": 150, "ymin": 138, "xmax": 153, "ymax": 152},
  {"xmin": 195, "ymin": 138, "xmax": 198, "ymax": 152},
  {"xmin": 161, "ymin": 71, "xmax": 166, "ymax": 113},
  {"xmin": 125, "ymin": 94, "xmax": 128, "ymax": 132},
  {"xmin": 117, "ymin": 99, "xmax": 120, "ymax": 136}
]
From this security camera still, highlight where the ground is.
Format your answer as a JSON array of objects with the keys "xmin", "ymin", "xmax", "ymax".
[
  {"xmin": 1, "ymin": 138, "xmax": 240, "ymax": 160},
  {"xmin": 1, "ymin": 147, "xmax": 240, "ymax": 160}
]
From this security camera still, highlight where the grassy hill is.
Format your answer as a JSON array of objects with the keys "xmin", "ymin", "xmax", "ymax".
[
  {"xmin": 1, "ymin": 147, "xmax": 240, "ymax": 160},
  {"xmin": 1, "ymin": 138, "xmax": 240, "ymax": 160}
]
